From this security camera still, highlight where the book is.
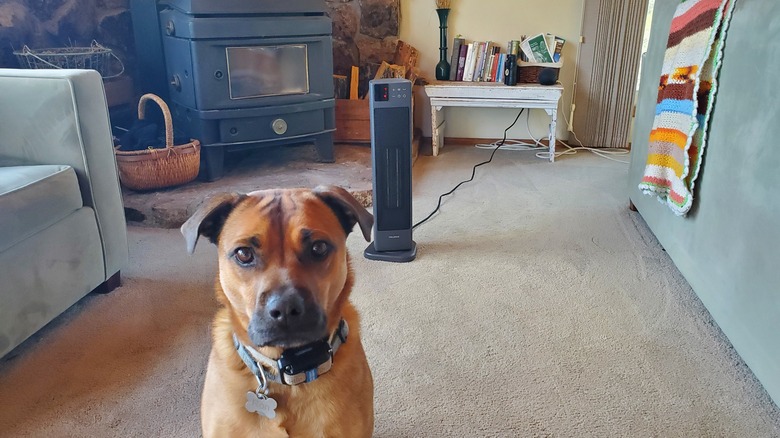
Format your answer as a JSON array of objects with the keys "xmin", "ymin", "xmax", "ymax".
[
  {"xmin": 485, "ymin": 46, "xmax": 499, "ymax": 82},
  {"xmin": 552, "ymin": 36, "xmax": 565, "ymax": 62},
  {"xmin": 449, "ymin": 37, "xmax": 465, "ymax": 80},
  {"xmin": 496, "ymin": 54, "xmax": 506, "ymax": 83},
  {"xmin": 523, "ymin": 33, "xmax": 553, "ymax": 63},
  {"xmin": 492, "ymin": 46, "xmax": 500, "ymax": 78},
  {"xmin": 455, "ymin": 43, "xmax": 468, "ymax": 81},
  {"xmin": 485, "ymin": 52, "xmax": 496, "ymax": 82},
  {"xmin": 481, "ymin": 41, "xmax": 495, "ymax": 81},
  {"xmin": 494, "ymin": 54, "xmax": 500, "ymax": 83},
  {"xmin": 476, "ymin": 42, "xmax": 487, "ymax": 81},
  {"xmin": 473, "ymin": 41, "xmax": 486, "ymax": 82},
  {"xmin": 519, "ymin": 36, "xmax": 528, "ymax": 61},
  {"xmin": 463, "ymin": 43, "xmax": 477, "ymax": 81},
  {"xmin": 545, "ymin": 33, "xmax": 556, "ymax": 58},
  {"xmin": 489, "ymin": 48, "xmax": 501, "ymax": 82}
]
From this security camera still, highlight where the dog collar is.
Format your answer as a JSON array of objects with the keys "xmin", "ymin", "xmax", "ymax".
[{"xmin": 233, "ymin": 319, "xmax": 349, "ymax": 386}]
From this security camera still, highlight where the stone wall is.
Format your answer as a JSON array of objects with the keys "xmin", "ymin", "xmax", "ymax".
[
  {"xmin": 1, "ymin": 0, "xmax": 399, "ymax": 98},
  {"xmin": 0, "ymin": 0, "xmax": 134, "ymax": 76},
  {"xmin": 327, "ymin": 0, "xmax": 400, "ymax": 96}
]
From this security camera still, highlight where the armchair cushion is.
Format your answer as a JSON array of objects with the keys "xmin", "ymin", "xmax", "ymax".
[
  {"xmin": 0, "ymin": 69, "xmax": 128, "ymax": 280},
  {"xmin": 0, "ymin": 165, "xmax": 82, "ymax": 253}
]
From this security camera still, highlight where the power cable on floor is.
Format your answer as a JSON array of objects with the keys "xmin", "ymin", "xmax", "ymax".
[
  {"xmin": 474, "ymin": 109, "xmax": 631, "ymax": 163},
  {"xmin": 412, "ymin": 109, "xmax": 525, "ymax": 230}
]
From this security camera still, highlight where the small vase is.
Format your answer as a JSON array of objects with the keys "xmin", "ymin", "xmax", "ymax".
[{"xmin": 435, "ymin": 8, "xmax": 450, "ymax": 81}]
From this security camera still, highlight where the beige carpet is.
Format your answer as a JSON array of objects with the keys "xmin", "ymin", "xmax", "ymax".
[{"xmin": 1, "ymin": 146, "xmax": 778, "ymax": 437}]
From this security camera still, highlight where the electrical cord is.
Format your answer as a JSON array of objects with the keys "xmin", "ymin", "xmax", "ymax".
[
  {"xmin": 412, "ymin": 108, "xmax": 525, "ymax": 230},
  {"xmin": 474, "ymin": 109, "xmax": 631, "ymax": 163},
  {"xmin": 412, "ymin": 106, "xmax": 629, "ymax": 230}
]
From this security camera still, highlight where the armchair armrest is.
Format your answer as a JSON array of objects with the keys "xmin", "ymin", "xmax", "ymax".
[{"xmin": 0, "ymin": 68, "xmax": 128, "ymax": 279}]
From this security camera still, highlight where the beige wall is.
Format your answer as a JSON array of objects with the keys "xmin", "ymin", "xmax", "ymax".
[{"xmin": 400, "ymin": 0, "xmax": 584, "ymax": 141}]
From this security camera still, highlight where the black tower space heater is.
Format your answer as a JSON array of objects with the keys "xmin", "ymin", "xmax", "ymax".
[{"xmin": 364, "ymin": 78, "xmax": 416, "ymax": 263}]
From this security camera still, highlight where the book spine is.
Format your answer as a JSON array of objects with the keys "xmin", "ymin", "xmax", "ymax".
[
  {"xmin": 480, "ymin": 47, "xmax": 491, "ymax": 81},
  {"xmin": 489, "ymin": 49, "xmax": 500, "ymax": 82},
  {"xmin": 485, "ymin": 53, "xmax": 495, "ymax": 82},
  {"xmin": 449, "ymin": 38, "xmax": 464, "ymax": 80},
  {"xmin": 481, "ymin": 42, "xmax": 493, "ymax": 81},
  {"xmin": 455, "ymin": 43, "xmax": 468, "ymax": 81},
  {"xmin": 473, "ymin": 42, "xmax": 485, "ymax": 82},
  {"xmin": 463, "ymin": 43, "xmax": 476, "ymax": 81},
  {"xmin": 520, "ymin": 35, "xmax": 528, "ymax": 61},
  {"xmin": 469, "ymin": 43, "xmax": 480, "ymax": 81},
  {"xmin": 553, "ymin": 37, "xmax": 565, "ymax": 63},
  {"xmin": 497, "ymin": 54, "xmax": 505, "ymax": 83},
  {"xmin": 493, "ymin": 47, "xmax": 501, "ymax": 80}
]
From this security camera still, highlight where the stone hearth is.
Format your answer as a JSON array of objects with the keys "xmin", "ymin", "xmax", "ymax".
[{"xmin": 122, "ymin": 144, "xmax": 373, "ymax": 229}]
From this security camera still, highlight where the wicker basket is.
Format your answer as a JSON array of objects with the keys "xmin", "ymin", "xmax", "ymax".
[
  {"xmin": 14, "ymin": 41, "xmax": 124, "ymax": 79},
  {"xmin": 517, "ymin": 60, "xmax": 563, "ymax": 84},
  {"xmin": 114, "ymin": 94, "xmax": 200, "ymax": 191}
]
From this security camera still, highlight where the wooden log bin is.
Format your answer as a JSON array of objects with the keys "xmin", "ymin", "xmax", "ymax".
[
  {"xmin": 335, "ymin": 99, "xmax": 371, "ymax": 143},
  {"xmin": 334, "ymin": 41, "xmax": 419, "ymax": 144}
]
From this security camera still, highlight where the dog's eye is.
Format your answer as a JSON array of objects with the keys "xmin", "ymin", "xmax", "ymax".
[
  {"xmin": 310, "ymin": 240, "xmax": 331, "ymax": 259},
  {"xmin": 234, "ymin": 247, "xmax": 255, "ymax": 266}
]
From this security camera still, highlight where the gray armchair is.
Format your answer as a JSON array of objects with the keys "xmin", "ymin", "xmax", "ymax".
[{"xmin": 0, "ymin": 68, "xmax": 129, "ymax": 358}]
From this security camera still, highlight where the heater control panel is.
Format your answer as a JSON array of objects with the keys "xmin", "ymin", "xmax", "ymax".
[{"xmin": 372, "ymin": 80, "xmax": 412, "ymax": 106}]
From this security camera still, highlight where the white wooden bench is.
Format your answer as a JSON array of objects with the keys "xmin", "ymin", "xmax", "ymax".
[{"xmin": 424, "ymin": 81, "xmax": 564, "ymax": 161}]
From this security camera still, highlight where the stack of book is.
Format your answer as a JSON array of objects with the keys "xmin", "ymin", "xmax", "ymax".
[
  {"xmin": 447, "ymin": 34, "xmax": 565, "ymax": 82},
  {"xmin": 448, "ymin": 39, "xmax": 506, "ymax": 83}
]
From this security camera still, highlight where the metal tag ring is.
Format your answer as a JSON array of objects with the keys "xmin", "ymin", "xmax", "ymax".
[{"xmin": 254, "ymin": 366, "xmax": 268, "ymax": 393}]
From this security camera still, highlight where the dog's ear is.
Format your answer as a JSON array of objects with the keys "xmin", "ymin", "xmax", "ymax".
[
  {"xmin": 181, "ymin": 193, "xmax": 245, "ymax": 254},
  {"xmin": 314, "ymin": 185, "xmax": 374, "ymax": 242}
]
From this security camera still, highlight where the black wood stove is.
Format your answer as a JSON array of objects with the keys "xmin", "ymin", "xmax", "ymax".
[{"xmin": 131, "ymin": 0, "xmax": 335, "ymax": 180}]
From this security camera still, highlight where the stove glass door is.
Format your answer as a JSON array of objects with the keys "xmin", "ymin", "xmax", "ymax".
[{"xmin": 226, "ymin": 45, "xmax": 309, "ymax": 99}]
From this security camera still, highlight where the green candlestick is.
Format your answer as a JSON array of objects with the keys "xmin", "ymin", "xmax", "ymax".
[{"xmin": 435, "ymin": 8, "xmax": 451, "ymax": 80}]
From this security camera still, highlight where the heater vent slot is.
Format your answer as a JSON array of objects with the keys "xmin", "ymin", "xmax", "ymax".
[{"xmin": 384, "ymin": 147, "xmax": 400, "ymax": 209}]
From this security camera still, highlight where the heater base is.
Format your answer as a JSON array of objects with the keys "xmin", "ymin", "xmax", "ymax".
[{"xmin": 364, "ymin": 241, "xmax": 417, "ymax": 263}]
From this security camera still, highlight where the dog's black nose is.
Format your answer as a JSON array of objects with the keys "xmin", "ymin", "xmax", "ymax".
[
  {"xmin": 265, "ymin": 288, "xmax": 306, "ymax": 325},
  {"xmin": 249, "ymin": 285, "xmax": 326, "ymax": 347}
]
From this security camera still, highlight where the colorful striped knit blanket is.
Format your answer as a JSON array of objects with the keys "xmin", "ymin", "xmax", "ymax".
[{"xmin": 639, "ymin": 0, "xmax": 736, "ymax": 216}]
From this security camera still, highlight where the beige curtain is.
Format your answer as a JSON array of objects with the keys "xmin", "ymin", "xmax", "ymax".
[{"xmin": 573, "ymin": 0, "xmax": 649, "ymax": 148}]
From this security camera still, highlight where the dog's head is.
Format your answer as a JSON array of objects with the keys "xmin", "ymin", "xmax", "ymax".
[{"xmin": 181, "ymin": 186, "xmax": 372, "ymax": 349}]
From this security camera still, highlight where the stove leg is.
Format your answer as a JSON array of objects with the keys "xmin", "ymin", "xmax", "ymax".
[
  {"xmin": 313, "ymin": 132, "xmax": 335, "ymax": 163},
  {"xmin": 200, "ymin": 146, "xmax": 225, "ymax": 182}
]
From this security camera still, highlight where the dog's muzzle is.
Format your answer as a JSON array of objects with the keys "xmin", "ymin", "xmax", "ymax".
[{"xmin": 248, "ymin": 285, "xmax": 326, "ymax": 348}]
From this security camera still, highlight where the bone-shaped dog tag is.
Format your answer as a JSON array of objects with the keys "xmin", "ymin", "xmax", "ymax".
[{"xmin": 245, "ymin": 391, "xmax": 277, "ymax": 419}]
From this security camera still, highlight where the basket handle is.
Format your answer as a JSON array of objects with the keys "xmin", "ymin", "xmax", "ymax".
[
  {"xmin": 91, "ymin": 41, "xmax": 125, "ymax": 79},
  {"xmin": 104, "ymin": 51, "xmax": 125, "ymax": 79},
  {"xmin": 138, "ymin": 93, "xmax": 174, "ymax": 149}
]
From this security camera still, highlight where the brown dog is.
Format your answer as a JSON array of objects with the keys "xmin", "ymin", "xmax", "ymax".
[{"xmin": 181, "ymin": 186, "xmax": 374, "ymax": 437}]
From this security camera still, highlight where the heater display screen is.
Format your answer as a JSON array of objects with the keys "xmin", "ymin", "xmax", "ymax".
[
  {"xmin": 226, "ymin": 45, "xmax": 309, "ymax": 99},
  {"xmin": 374, "ymin": 84, "xmax": 389, "ymax": 101}
]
